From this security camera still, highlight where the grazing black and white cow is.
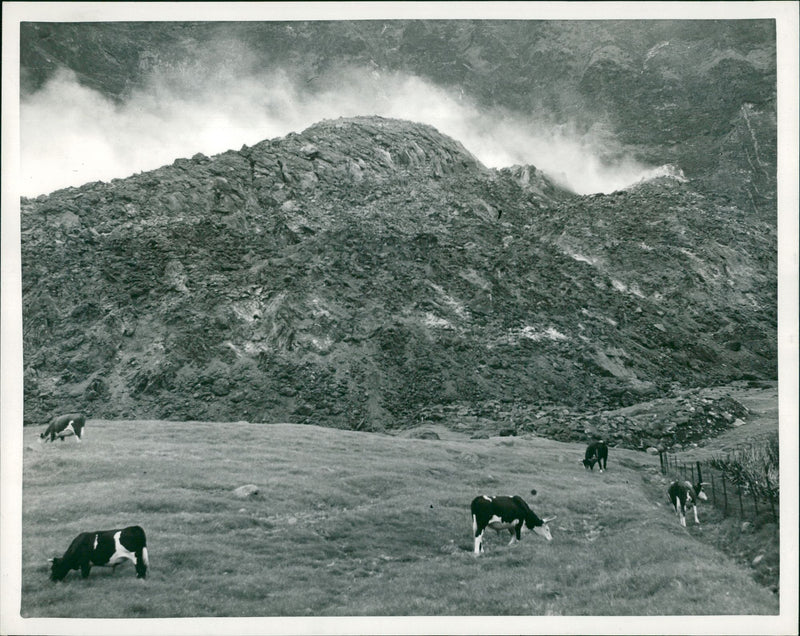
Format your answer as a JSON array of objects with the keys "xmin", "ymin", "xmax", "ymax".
[
  {"xmin": 471, "ymin": 494, "xmax": 556, "ymax": 555},
  {"xmin": 582, "ymin": 440, "xmax": 608, "ymax": 472},
  {"xmin": 49, "ymin": 526, "xmax": 148, "ymax": 581},
  {"xmin": 668, "ymin": 480, "xmax": 708, "ymax": 527},
  {"xmin": 40, "ymin": 413, "xmax": 86, "ymax": 443}
]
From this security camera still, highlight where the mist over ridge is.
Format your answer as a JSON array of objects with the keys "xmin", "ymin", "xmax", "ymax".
[{"xmin": 21, "ymin": 59, "xmax": 668, "ymax": 198}]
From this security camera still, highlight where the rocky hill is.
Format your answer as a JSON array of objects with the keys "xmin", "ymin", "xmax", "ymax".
[
  {"xmin": 20, "ymin": 116, "xmax": 777, "ymax": 446},
  {"xmin": 20, "ymin": 20, "xmax": 776, "ymax": 217}
]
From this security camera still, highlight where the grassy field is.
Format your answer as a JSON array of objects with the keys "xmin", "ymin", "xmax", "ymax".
[{"xmin": 19, "ymin": 420, "xmax": 779, "ymax": 618}]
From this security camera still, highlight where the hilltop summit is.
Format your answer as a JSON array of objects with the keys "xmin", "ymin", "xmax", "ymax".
[{"xmin": 21, "ymin": 21, "xmax": 776, "ymax": 217}]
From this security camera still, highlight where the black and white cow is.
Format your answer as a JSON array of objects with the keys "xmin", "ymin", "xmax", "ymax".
[
  {"xmin": 40, "ymin": 413, "xmax": 86, "ymax": 443},
  {"xmin": 582, "ymin": 440, "xmax": 608, "ymax": 472},
  {"xmin": 668, "ymin": 480, "xmax": 708, "ymax": 527},
  {"xmin": 49, "ymin": 526, "xmax": 148, "ymax": 581},
  {"xmin": 471, "ymin": 494, "xmax": 556, "ymax": 555}
]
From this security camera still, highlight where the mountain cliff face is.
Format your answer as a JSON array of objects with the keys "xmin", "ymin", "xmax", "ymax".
[
  {"xmin": 20, "ymin": 20, "xmax": 776, "ymax": 216},
  {"xmin": 20, "ymin": 117, "xmax": 776, "ymax": 437}
]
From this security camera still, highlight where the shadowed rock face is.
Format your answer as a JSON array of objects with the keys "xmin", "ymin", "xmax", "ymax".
[{"xmin": 20, "ymin": 115, "xmax": 776, "ymax": 441}]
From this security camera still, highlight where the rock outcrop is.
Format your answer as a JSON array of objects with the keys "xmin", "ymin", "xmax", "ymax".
[{"xmin": 21, "ymin": 117, "xmax": 776, "ymax": 447}]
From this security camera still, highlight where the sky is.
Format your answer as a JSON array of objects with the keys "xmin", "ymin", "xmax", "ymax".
[{"xmin": 20, "ymin": 58, "xmax": 679, "ymax": 198}]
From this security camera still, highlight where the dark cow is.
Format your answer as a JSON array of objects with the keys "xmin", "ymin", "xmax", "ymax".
[
  {"xmin": 668, "ymin": 480, "xmax": 708, "ymax": 527},
  {"xmin": 49, "ymin": 526, "xmax": 148, "ymax": 581},
  {"xmin": 40, "ymin": 413, "xmax": 86, "ymax": 443},
  {"xmin": 582, "ymin": 440, "xmax": 608, "ymax": 472},
  {"xmin": 471, "ymin": 494, "xmax": 556, "ymax": 555}
]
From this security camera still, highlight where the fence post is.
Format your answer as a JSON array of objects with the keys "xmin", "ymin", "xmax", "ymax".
[
  {"xmin": 737, "ymin": 483, "xmax": 744, "ymax": 517},
  {"xmin": 721, "ymin": 473, "xmax": 728, "ymax": 516},
  {"xmin": 659, "ymin": 451, "xmax": 664, "ymax": 474},
  {"xmin": 752, "ymin": 481, "xmax": 759, "ymax": 517},
  {"xmin": 710, "ymin": 473, "xmax": 717, "ymax": 506},
  {"xmin": 765, "ymin": 472, "xmax": 777, "ymax": 521},
  {"xmin": 690, "ymin": 464, "xmax": 694, "ymax": 483}
]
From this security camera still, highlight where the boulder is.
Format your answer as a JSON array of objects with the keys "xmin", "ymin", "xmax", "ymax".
[
  {"xmin": 234, "ymin": 484, "xmax": 260, "ymax": 498},
  {"xmin": 409, "ymin": 428, "xmax": 440, "ymax": 440}
]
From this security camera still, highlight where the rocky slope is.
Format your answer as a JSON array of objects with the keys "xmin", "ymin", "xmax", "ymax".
[
  {"xmin": 20, "ymin": 20, "xmax": 776, "ymax": 217},
  {"xmin": 20, "ymin": 117, "xmax": 777, "ymax": 446}
]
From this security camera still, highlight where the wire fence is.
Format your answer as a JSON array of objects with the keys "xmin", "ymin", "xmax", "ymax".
[{"xmin": 659, "ymin": 451, "xmax": 779, "ymax": 523}]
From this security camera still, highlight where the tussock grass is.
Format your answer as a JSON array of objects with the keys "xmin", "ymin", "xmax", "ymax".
[{"xmin": 20, "ymin": 421, "xmax": 778, "ymax": 617}]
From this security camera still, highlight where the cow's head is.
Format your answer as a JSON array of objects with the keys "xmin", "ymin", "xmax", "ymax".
[
  {"xmin": 49, "ymin": 557, "xmax": 70, "ymax": 581},
  {"xmin": 684, "ymin": 481, "xmax": 708, "ymax": 505},
  {"xmin": 582, "ymin": 458, "xmax": 596, "ymax": 470},
  {"xmin": 528, "ymin": 515, "xmax": 557, "ymax": 541}
]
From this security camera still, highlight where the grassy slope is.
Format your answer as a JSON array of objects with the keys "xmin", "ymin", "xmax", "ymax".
[{"xmin": 20, "ymin": 421, "xmax": 778, "ymax": 617}]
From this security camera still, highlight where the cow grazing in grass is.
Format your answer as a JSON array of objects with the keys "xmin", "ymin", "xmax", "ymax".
[
  {"xmin": 582, "ymin": 440, "xmax": 608, "ymax": 472},
  {"xmin": 49, "ymin": 526, "xmax": 148, "ymax": 581},
  {"xmin": 668, "ymin": 480, "xmax": 708, "ymax": 527},
  {"xmin": 40, "ymin": 413, "xmax": 85, "ymax": 443},
  {"xmin": 471, "ymin": 494, "xmax": 556, "ymax": 555}
]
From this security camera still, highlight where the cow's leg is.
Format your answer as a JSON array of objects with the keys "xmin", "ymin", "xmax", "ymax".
[
  {"xmin": 473, "ymin": 516, "xmax": 484, "ymax": 555},
  {"xmin": 80, "ymin": 563, "xmax": 91, "ymax": 578},
  {"xmin": 474, "ymin": 531, "xmax": 484, "ymax": 554},
  {"xmin": 671, "ymin": 498, "xmax": 680, "ymax": 518},
  {"xmin": 679, "ymin": 504, "xmax": 687, "ymax": 527},
  {"xmin": 507, "ymin": 528, "xmax": 517, "ymax": 545},
  {"xmin": 135, "ymin": 549, "xmax": 147, "ymax": 578},
  {"xmin": 692, "ymin": 505, "xmax": 700, "ymax": 525}
]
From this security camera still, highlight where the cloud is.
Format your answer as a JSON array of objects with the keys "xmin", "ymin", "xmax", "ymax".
[{"xmin": 20, "ymin": 58, "xmax": 669, "ymax": 197}]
